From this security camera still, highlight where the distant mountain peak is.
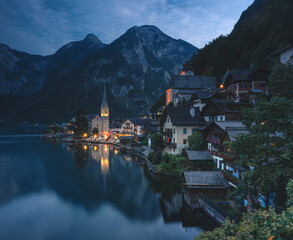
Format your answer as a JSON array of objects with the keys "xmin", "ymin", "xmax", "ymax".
[
  {"xmin": 127, "ymin": 25, "xmax": 164, "ymax": 36},
  {"xmin": 84, "ymin": 33, "xmax": 103, "ymax": 45}
]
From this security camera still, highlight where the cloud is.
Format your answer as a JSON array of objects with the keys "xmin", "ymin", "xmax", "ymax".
[{"xmin": 0, "ymin": 0, "xmax": 253, "ymax": 55}]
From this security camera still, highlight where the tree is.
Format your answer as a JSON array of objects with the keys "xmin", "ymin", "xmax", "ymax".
[
  {"xmin": 232, "ymin": 96, "xmax": 293, "ymax": 210},
  {"xmin": 269, "ymin": 59, "xmax": 293, "ymax": 98},
  {"xmin": 195, "ymin": 179, "xmax": 293, "ymax": 240},
  {"xmin": 188, "ymin": 132, "xmax": 207, "ymax": 150},
  {"xmin": 151, "ymin": 133, "xmax": 163, "ymax": 150},
  {"xmin": 74, "ymin": 108, "xmax": 89, "ymax": 136}
]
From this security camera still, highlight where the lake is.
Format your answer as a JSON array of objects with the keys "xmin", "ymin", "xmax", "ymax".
[{"xmin": 0, "ymin": 133, "xmax": 216, "ymax": 240}]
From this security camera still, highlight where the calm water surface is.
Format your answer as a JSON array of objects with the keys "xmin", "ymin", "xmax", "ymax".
[{"xmin": 0, "ymin": 133, "xmax": 215, "ymax": 240}]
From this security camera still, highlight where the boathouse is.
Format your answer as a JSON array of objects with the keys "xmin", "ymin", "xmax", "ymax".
[
  {"xmin": 182, "ymin": 171, "xmax": 230, "ymax": 200},
  {"xmin": 186, "ymin": 150, "xmax": 214, "ymax": 170}
]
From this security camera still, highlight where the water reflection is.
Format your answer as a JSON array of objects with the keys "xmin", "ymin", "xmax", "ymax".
[{"xmin": 0, "ymin": 137, "xmax": 215, "ymax": 239}]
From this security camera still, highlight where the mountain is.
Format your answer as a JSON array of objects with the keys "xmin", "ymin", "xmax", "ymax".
[
  {"xmin": 0, "ymin": 25, "xmax": 197, "ymax": 123},
  {"xmin": 0, "ymin": 44, "xmax": 49, "ymax": 95},
  {"xmin": 45, "ymin": 34, "xmax": 106, "ymax": 86},
  {"xmin": 192, "ymin": 0, "xmax": 293, "ymax": 79}
]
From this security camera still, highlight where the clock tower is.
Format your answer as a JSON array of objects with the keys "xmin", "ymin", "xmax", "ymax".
[{"xmin": 101, "ymin": 83, "xmax": 109, "ymax": 135}]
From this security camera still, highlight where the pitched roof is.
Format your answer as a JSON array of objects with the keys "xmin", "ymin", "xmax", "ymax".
[
  {"xmin": 226, "ymin": 129, "xmax": 248, "ymax": 142},
  {"xmin": 183, "ymin": 171, "xmax": 229, "ymax": 188},
  {"xmin": 164, "ymin": 106, "xmax": 206, "ymax": 126},
  {"xmin": 201, "ymin": 99, "xmax": 249, "ymax": 116},
  {"xmin": 86, "ymin": 114, "xmax": 98, "ymax": 121},
  {"xmin": 214, "ymin": 121, "xmax": 246, "ymax": 131},
  {"xmin": 228, "ymin": 69, "xmax": 250, "ymax": 81},
  {"xmin": 211, "ymin": 98, "xmax": 249, "ymax": 112},
  {"xmin": 193, "ymin": 90, "xmax": 218, "ymax": 99},
  {"xmin": 169, "ymin": 75, "xmax": 217, "ymax": 89},
  {"xmin": 222, "ymin": 66, "xmax": 267, "ymax": 86},
  {"xmin": 186, "ymin": 151, "xmax": 213, "ymax": 161},
  {"xmin": 101, "ymin": 83, "xmax": 108, "ymax": 107}
]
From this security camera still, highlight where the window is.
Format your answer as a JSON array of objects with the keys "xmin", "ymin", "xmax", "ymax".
[
  {"xmin": 183, "ymin": 128, "xmax": 187, "ymax": 134},
  {"xmin": 183, "ymin": 139, "xmax": 187, "ymax": 144},
  {"xmin": 241, "ymin": 84, "xmax": 246, "ymax": 89},
  {"xmin": 173, "ymin": 128, "xmax": 175, "ymax": 134},
  {"xmin": 192, "ymin": 128, "xmax": 196, "ymax": 134},
  {"xmin": 241, "ymin": 93, "xmax": 246, "ymax": 98},
  {"xmin": 167, "ymin": 117, "xmax": 169, "ymax": 123},
  {"xmin": 260, "ymin": 83, "xmax": 266, "ymax": 88}
]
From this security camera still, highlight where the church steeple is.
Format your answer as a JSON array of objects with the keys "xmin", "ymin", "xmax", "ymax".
[
  {"xmin": 102, "ymin": 83, "xmax": 108, "ymax": 107},
  {"xmin": 100, "ymin": 83, "xmax": 109, "ymax": 135}
]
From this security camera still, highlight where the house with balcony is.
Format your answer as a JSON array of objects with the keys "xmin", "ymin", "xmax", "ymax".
[
  {"xmin": 198, "ymin": 121, "xmax": 248, "ymax": 180},
  {"xmin": 120, "ymin": 119, "xmax": 135, "ymax": 137},
  {"xmin": 201, "ymin": 98, "xmax": 251, "ymax": 123},
  {"xmin": 222, "ymin": 65, "xmax": 268, "ymax": 104},
  {"xmin": 160, "ymin": 106, "xmax": 206, "ymax": 155}
]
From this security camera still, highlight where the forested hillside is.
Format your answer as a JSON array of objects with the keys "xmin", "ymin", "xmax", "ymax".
[{"xmin": 192, "ymin": 0, "xmax": 293, "ymax": 80}]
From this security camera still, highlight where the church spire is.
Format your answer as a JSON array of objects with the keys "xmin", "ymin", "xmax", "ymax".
[{"xmin": 102, "ymin": 83, "xmax": 108, "ymax": 107}]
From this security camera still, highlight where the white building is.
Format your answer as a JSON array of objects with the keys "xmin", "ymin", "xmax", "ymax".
[{"xmin": 161, "ymin": 106, "xmax": 206, "ymax": 155}]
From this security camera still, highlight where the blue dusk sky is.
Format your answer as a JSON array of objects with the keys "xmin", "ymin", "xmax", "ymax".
[{"xmin": 0, "ymin": 0, "xmax": 254, "ymax": 55}]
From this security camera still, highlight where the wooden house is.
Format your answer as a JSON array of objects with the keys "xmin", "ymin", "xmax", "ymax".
[
  {"xmin": 186, "ymin": 150, "xmax": 214, "ymax": 171},
  {"xmin": 201, "ymin": 98, "xmax": 250, "ymax": 123},
  {"xmin": 222, "ymin": 65, "xmax": 268, "ymax": 104},
  {"xmin": 182, "ymin": 171, "xmax": 230, "ymax": 200}
]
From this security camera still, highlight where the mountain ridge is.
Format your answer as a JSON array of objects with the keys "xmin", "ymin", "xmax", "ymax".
[{"xmin": 0, "ymin": 25, "xmax": 198, "ymax": 122}]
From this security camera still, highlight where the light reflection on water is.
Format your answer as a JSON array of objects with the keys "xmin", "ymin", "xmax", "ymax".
[{"xmin": 0, "ymin": 136, "xmax": 215, "ymax": 240}]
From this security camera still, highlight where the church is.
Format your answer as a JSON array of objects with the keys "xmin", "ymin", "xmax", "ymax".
[{"xmin": 87, "ymin": 83, "xmax": 109, "ymax": 136}]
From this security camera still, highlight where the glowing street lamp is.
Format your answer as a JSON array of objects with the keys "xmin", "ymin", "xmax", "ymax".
[
  {"xmin": 83, "ymin": 145, "xmax": 88, "ymax": 150},
  {"xmin": 93, "ymin": 146, "xmax": 97, "ymax": 151},
  {"xmin": 220, "ymin": 84, "xmax": 224, "ymax": 89},
  {"xmin": 83, "ymin": 133, "xmax": 87, "ymax": 137},
  {"xmin": 94, "ymin": 134, "xmax": 97, "ymax": 138}
]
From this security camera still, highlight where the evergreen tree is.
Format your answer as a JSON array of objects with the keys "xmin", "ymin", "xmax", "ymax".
[
  {"xmin": 74, "ymin": 108, "xmax": 89, "ymax": 136},
  {"xmin": 232, "ymin": 96, "xmax": 293, "ymax": 210},
  {"xmin": 269, "ymin": 58, "xmax": 293, "ymax": 98},
  {"xmin": 188, "ymin": 132, "xmax": 207, "ymax": 151},
  {"xmin": 151, "ymin": 133, "xmax": 163, "ymax": 150}
]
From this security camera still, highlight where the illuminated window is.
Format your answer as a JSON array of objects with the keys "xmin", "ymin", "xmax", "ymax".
[{"xmin": 183, "ymin": 128, "xmax": 187, "ymax": 134}]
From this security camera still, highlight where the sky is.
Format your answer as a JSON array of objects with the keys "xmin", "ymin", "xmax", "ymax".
[{"xmin": 0, "ymin": 0, "xmax": 254, "ymax": 55}]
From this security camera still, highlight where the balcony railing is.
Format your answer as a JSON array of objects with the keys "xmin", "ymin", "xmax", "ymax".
[
  {"xmin": 162, "ymin": 131, "xmax": 172, "ymax": 137},
  {"xmin": 163, "ymin": 142, "xmax": 177, "ymax": 148},
  {"xmin": 218, "ymin": 152, "xmax": 235, "ymax": 161}
]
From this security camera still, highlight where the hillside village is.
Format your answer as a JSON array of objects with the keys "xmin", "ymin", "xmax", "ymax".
[{"xmin": 45, "ymin": 42, "xmax": 293, "ymax": 232}]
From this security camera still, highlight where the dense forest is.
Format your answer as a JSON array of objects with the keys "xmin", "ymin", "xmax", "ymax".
[{"xmin": 192, "ymin": 0, "xmax": 293, "ymax": 80}]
